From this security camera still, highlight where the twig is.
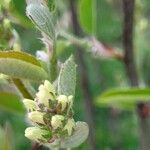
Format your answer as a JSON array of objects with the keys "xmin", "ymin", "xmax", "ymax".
[
  {"xmin": 32, "ymin": 143, "xmax": 42, "ymax": 150},
  {"xmin": 122, "ymin": 0, "xmax": 150, "ymax": 149}
]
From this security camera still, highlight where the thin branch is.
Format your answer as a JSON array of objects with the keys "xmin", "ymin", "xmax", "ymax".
[
  {"xmin": 122, "ymin": 0, "xmax": 139, "ymax": 87},
  {"xmin": 122, "ymin": 0, "xmax": 150, "ymax": 149}
]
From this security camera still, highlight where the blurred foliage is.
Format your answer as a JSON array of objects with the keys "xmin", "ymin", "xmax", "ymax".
[{"xmin": 0, "ymin": 0, "xmax": 150, "ymax": 150}]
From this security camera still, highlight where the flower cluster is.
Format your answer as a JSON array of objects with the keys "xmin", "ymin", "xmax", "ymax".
[{"xmin": 23, "ymin": 80, "xmax": 76, "ymax": 144}]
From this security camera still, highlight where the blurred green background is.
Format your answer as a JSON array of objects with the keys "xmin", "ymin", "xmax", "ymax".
[{"xmin": 0, "ymin": 0, "xmax": 150, "ymax": 149}]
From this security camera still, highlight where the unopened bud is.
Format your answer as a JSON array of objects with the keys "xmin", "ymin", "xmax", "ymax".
[
  {"xmin": 63, "ymin": 118, "xmax": 75, "ymax": 136},
  {"xmin": 28, "ymin": 111, "xmax": 45, "ymax": 124},
  {"xmin": 51, "ymin": 115, "xmax": 64, "ymax": 130},
  {"xmin": 57, "ymin": 95, "xmax": 68, "ymax": 111},
  {"xmin": 23, "ymin": 99, "xmax": 37, "ymax": 112},
  {"xmin": 43, "ymin": 80, "xmax": 55, "ymax": 94},
  {"xmin": 25, "ymin": 127, "xmax": 49, "ymax": 142},
  {"xmin": 36, "ymin": 89, "xmax": 51, "ymax": 107},
  {"xmin": 36, "ymin": 80, "xmax": 56, "ymax": 107}
]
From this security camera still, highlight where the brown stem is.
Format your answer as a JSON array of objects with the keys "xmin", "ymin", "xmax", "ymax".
[
  {"xmin": 122, "ymin": 0, "xmax": 138, "ymax": 87},
  {"xmin": 69, "ymin": 1, "xmax": 96, "ymax": 150},
  {"xmin": 122, "ymin": 0, "xmax": 150, "ymax": 149},
  {"xmin": 32, "ymin": 143, "xmax": 42, "ymax": 150}
]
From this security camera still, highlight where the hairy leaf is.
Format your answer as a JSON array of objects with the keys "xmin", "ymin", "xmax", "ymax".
[
  {"xmin": 26, "ymin": 3, "xmax": 55, "ymax": 40},
  {"xmin": 58, "ymin": 55, "xmax": 76, "ymax": 96},
  {"xmin": 60, "ymin": 122, "xmax": 89, "ymax": 148},
  {"xmin": 0, "ymin": 51, "xmax": 48, "ymax": 81}
]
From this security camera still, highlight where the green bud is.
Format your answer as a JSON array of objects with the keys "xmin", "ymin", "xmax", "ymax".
[
  {"xmin": 51, "ymin": 115, "xmax": 64, "ymax": 130},
  {"xmin": 26, "ymin": 3, "xmax": 55, "ymax": 40},
  {"xmin": 63, "ymin": 118, "xmax": 75, "ymax": 136},
  {"xmin": 28, "ymin": 111, "xmax": 45, "ymax": 124},
  {"xmin": 23, "ymin": 99, "xmax": 37, "ymax": 112},
  {"xmin": 25, "ymin": 127, "xmax": 49, "ymax": 142}
]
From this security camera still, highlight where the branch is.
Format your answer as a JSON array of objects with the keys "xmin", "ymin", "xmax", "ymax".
[
  {"xmin": 122, "ymin": 0, "xmax": 139, "ymax": 87},
  {"xmin": 122, "ymin": 0, "xmax": 150, "ymax": 149}
]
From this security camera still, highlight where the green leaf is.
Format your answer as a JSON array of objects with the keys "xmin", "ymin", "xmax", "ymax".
[
  {"xmin": 2, "ymin": 123, "xmax": 13, "ymax": 150},
  {"xmin": 58, "ymin": 55, "xmax": 76, "ymax": 96},
  {"xmin": 0, "ymin": 123, "xmax": 14, "ymax": 150},
  {"xmin": 0, "ymin": 51, "xmax": 48, "ymax": 81},
  {"xmin": 0, "ymin": 92, "xmax": 25, "ymax": 114},
  {"xmin": 78, "ymin": 0, "xmax": 97, "ymax": 34},
  {"xmin": 26, "ymin": 3, "xmax": 55, "ymax": 40},
  {"xmin": 60, "ymin": 122, "xmax": 89, "ymax": 149},
  {"xmin": 10, "ymin": 0, "xmax": 32, "ymax": 28},
  {"xmin": 96, "ymin": 88, "xmax": 150, "ymax": 110}
]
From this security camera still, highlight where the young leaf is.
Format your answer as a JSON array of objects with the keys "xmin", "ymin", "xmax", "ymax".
[
  {"xmin": 26, "ymin": 3, "xmax": 55, "ymax": 40},
  {"xmin": 96, "ymin": 88, "xmax": 150, "ymax": 110},
  {"xmin": 26, "ymin": 0, "xmax": 47, "ymax": 5},
  {"xmin": 58, "ymin": 55, "xmax": 76, "ymax": 96},
  {"xmin": 0, "ymin": 92, "xmax": 25, "ymax": 114},
  {"xmin": 0, "ymin": 51, "xmax": 48, "ymax": 81},
  {"xmin": 60, "ymin": 122, "xmax": 89, "ymax": 149}
]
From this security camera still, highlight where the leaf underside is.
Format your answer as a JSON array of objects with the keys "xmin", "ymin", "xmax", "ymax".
[{"xmin": 60, "ymin": 122, "xmax": 89, "ymax": 148}]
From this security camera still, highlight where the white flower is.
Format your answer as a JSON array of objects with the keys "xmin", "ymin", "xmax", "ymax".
[
  {"xmin": 63, "ymin": 118, "xmax": 75, "ymax": 136},
  {"xmin": 25, "ymin": 127, "xmax": 49, "ymax": 142},
  {"xmin": 57, "ymin": 95, "xmax": 68, "ymax": 111},
  {"xmin": 36, "ymin": 89, "xmax": 51, "ymax": 107},
  {"xmin": 44, "ymin": 80, "xmax": 55, "ymax": 94},
  {"xmin": 23, "ymin": 99, "xmax": 37, "ymax": 111},
  {"xmin": 51, "ymin": 115, "xmax": 64, "ymax": 130},
  {"xmin": 28, "ymin": 111, "xmax": 45, "ymax": 124},
  {"xmin": 36, "ymin": 80, "xmax": 56, "ymax": 107}
]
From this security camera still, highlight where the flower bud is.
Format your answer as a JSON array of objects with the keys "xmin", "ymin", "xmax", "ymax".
[
  {"xmin": 57, "ymin": 95, "xmax": 68, "ymax": 111},
  {"xmin": 44, "ymin": 80, "xmax": 55, "ymax": 94},
  {"xmin": 23, "ymin": 99, "xmax": 37, "ymax": 112},
  {"xmin": 36, "ymin": 80, "xmax": 56, "ymax": 107},
  {"xmin": 63, "ymin": 118, "xmax": 75, "ymax": 136},
  {"xmin": 28, "ymin": 111, "xmax": 45, "ymax": 124},
  {"xmin": 51, "ymin": 115, "xmax": 64, "ymax": 130},
  {"xmin": 36, "ymin": 89, "xmax": 51, "ymax": 107},
  {"xmin": 25, "ymin": 127, "xmax": 49, "ymax": 142}
]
